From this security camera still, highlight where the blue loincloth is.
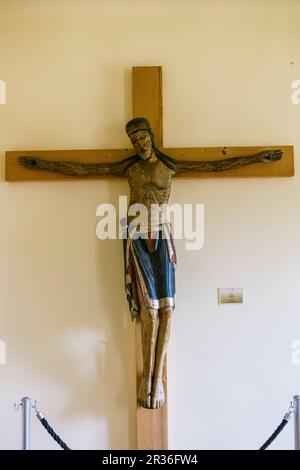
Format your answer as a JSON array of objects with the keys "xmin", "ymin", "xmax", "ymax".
[{"xmin": 123, "ymin": 224, "xmax": 176, "ymax": 319}]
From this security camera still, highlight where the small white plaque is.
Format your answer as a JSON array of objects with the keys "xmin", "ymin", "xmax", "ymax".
[{"xmin": 218, "ymin": 288, "xmax": 243, "ymax": 304}]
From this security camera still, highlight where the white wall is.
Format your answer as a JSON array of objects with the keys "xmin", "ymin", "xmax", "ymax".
[{"xmin": 0, "ymin": 0, "xmax": 299, "ymax": 450}]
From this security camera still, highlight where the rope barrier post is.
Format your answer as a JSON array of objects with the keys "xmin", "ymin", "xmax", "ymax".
[
  {"xmin": 14, "ymin": 397, "xmax": 71, "ymax": 450},
  {"xmin": 294, "ymin": 395, "xmax": 300, "ymax": 450},
  {"xmin": 21, "ymin": 397, "xmax": 31, "ymax": 450}
]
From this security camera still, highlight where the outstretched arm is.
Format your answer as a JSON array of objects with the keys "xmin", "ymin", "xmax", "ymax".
[
  {"xmin": 18, "ymin": 156, "xmax": 129, "ymax": 177},
  {"xmin": 173, "ymin": 150, "xmax": 283, "ymax": 174}
]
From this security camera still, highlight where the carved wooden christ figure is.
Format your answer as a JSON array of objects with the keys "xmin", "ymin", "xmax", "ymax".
[{"xmin": 19, "ymin": 118, "xmax": 282, "ymax": 409}]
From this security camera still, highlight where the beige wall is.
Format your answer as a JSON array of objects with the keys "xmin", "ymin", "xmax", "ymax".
[{"xmin": 0, "ymin": 0, "xmax": 299, "ymax": 449}]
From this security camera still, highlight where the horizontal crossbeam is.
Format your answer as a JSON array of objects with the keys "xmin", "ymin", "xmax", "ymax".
[{"xmin": 5, "ymin": 145, "xmax": 293, "ymax": 181}]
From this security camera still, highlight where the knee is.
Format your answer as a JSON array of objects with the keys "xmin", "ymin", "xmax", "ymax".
[
  {"xmin": 159, "ymin": 306, "xmax": 173, "ymax": 318},
  {"xmin": 141, "ymin": 307, "xmax": 158, "ymax": 323}
]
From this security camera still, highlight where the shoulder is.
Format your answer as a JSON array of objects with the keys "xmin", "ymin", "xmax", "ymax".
[
  {"xmin": 122, "ymin": 155, "xmax": 140, "ymax": 174},
  {"xmin": 156, "ymin": 151, "xmax": 176, "ymax": 173}
]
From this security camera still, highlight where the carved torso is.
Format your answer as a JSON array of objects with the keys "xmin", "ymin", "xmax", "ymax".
[{"xmin": 125, "ymin": 157, "xmax": 174, "ymax": 225}]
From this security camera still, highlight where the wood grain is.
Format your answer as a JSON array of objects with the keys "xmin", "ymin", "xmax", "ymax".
[
  {"xmin": 165, "ymin": 145, "xmax": 294, "ymax": 178},
  {"xmin": 133, "ymin": 66, "xmax": 168, "ymax": 450},
  {"xmin": 5, "ymin": 149, "xmax": 134, "ymax": 181},
  {"xmin": 6, "ymin": 145, "xmax": 293, "ymax": 181},
  {"xmin": 132, "ymin": 66, "xmax": 163, "ymax": 148},
  {"xmin": 135, "ymin": 317, "xmax": 168, "ymax": 450}
]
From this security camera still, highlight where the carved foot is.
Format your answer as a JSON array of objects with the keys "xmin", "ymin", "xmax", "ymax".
[
  {"xmin": 151, "ymin": 377, "xmax": 165, "ymax": 409},
  {"xmin": 138, "ymin": 376, "xmax": 152, "ymax": 409}
]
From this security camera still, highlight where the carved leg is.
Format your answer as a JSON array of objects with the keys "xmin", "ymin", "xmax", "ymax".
[
  {"xmin": 152, "ymin": 307, "xmax": 173, "ymax": 409},
  {"xmin": 138, "ymin": 306, "xmax": 159, "ymax": 409}
]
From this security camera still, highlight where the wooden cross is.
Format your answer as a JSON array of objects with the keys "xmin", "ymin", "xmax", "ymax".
[{"xmin": 5, "ymin": 66, "xmax": 294, "ymax": 450}]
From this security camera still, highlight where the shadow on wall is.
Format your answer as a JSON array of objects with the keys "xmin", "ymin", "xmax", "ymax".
[
  {"xmin": 3, "ymin": 180, "xmax": 136, "ymax": 449},
  {"xmin": 1, "ymin": 194, "xmax": 138, "ymax": 446},
  {"xmin": 1, "ymin": 64, "xmax": 137, "ymax": 449},
  {"xmin": 53, "ymin": 232, "xmax": 136, "ymax": 449}
]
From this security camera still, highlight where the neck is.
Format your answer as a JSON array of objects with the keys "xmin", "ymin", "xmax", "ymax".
[
  {"xmin": 141, "ymin": 149, "xmax": 157, "ymax": 163},
  {"xmin": 148, "ymin": 151, "xmax": 157, "ymax": 163}
]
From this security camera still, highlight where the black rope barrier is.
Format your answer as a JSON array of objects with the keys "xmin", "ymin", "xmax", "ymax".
[
  {"xmin": 259, "ymin": 403, "xmax": 294, "ymax": 451},
  {"xmin": 259, "ymin": 417, "xmax": 289, "ymax": 450},
  {"xmin": 35, "ymin": 410, "xmax": 71, "ymax": 450},
  {"xmin": 14, "ymin": 396, "xmax": 296, "ymax": 451}
]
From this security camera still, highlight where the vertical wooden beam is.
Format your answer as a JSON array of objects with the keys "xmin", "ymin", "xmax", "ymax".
[
  {"xmin": 132, "ymin": 66, "xmax": 163, "ymax": 147},
  {"xmin": 132, "ymin": 66, "xmax": 168, "ymax": 450}
]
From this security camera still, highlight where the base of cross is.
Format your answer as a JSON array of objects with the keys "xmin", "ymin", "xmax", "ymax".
[
  {"xmin": 5, "ymin": 66, "xmax": 294, "ymax": 450},
  {"xmin": 136, "ymin": 319, "xmax": 168, "ymax": 450}
]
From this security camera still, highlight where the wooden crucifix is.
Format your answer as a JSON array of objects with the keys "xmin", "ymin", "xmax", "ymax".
[{"xmin": 5, "ymin": 66, "xmax": 294, "ymax": 450}]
